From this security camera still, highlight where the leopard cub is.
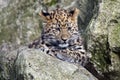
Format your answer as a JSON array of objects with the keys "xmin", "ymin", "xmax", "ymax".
[{"xmin": 29, "ymin": 7, "xmax": 90, "ymax": 66}]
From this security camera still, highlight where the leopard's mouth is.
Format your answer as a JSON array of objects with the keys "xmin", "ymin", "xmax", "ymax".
[
  {"xmin": 46, "ymin": 39, "xmax": 70, "ymax": 48},
  {"xmin": 58, "ymin": 43, "xmax": 69, "ymax": 48}
]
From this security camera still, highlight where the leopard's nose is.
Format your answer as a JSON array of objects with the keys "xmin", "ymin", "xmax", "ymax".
[
  {"xmin": 61, "ymin": 38, "xmax": 67, "ymax": 42},
  {"xmin": 61, "ymin": 35, "xmax": 68, "ymax": 42}
]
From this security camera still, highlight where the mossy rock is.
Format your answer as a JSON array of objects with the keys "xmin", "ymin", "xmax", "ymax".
[
  {"xmin": 87, "ymin": 34, "xmax": 110, "ymax": 72},
  {"xmin": 109, "ymin": 22, "xmax": 120, "ymax": 48}
]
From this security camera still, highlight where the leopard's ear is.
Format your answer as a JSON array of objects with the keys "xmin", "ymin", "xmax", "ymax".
[
  {"xmin": 69, "ymin": 8, "xmax": 79, "ymax": 20},
  {"xmin": 39, "ymin": 10, "xmax": 51, "ymax": 21}
]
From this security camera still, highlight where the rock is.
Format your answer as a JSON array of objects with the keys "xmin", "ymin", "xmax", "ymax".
[
  {"xmin": 86, "ymin": 0, "xmax": 120, "ymax": 80},
  {"xmin": 0, "ymin": 47, "xmax": 98, "ymax": 80},
  {"xmin": 108, "ymin": 18, "xmax": 120, "ymax": 54},
  {"xmin": 0, "ymin": 0, "xmax": 10, "ymax": 10},
  {"xmin": 0, "ymin": 0, "xmax": 43, "ymax": 46}
]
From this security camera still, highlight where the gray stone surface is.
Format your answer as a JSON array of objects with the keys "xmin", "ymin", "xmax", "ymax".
[
  {"xmin": 0, "ymin": 47, "xmax": 98, "ymax": 80},
  {"xmin": 0, "ymin": 0, "xmax": 10, "ymax": 10}
]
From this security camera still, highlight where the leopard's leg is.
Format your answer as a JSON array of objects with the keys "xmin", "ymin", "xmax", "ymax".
[{"xmin": 28, "ymin": 38, "xmax": 41, "ymax": 48}]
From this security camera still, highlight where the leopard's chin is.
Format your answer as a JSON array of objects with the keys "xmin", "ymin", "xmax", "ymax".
[{"xmin": 58, "ymin": 43, "xmax": 69, "ymax": 48}]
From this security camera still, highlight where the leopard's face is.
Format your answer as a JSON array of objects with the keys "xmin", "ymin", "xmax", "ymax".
[{"xmin": 40, "ymin": 8, "xmax": 80, "ymax": 48}]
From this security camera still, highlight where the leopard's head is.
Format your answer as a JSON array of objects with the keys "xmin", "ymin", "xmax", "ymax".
[{"xmin": 40, "ymin": 7, "xmax": 81, "ymax": 48}]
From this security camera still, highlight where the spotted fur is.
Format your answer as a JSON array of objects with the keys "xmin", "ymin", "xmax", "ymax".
[{"xmin": 29, "ymin": 7, "xmax": 90, "ymax": 66}]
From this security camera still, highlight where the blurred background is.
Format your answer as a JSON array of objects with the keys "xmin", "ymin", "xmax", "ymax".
[{"xmin": 0, "ymin": 0, "xmax": 120, "ymax": 80}]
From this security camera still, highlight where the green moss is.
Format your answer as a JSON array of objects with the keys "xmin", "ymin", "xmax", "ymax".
[
  {"xmin": 89, "ymin": 35, "xmax": 110, "ymax": 72},
  {"xmin": 111, "ymin": 23, "xmax": 120, "ymax": 46},
  {"xmin": 46, "ymin": 0, "xmax": 57, "ymax": 6},
  {"xmin": 89, "ymin": 22, "xmax": 120, "ymax": 73}
]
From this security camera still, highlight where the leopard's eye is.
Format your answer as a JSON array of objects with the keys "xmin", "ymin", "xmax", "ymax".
[
  {"xmin": 55, "ymin": 27, "xmax": 60, "ymax": 31},
  {"xmin": 66, "ymin": 23, "xmax": 72, "ymax": 27},
  {"xmin": 68, "ymin": 27, "xmax": 72, "ymax": 30}
]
